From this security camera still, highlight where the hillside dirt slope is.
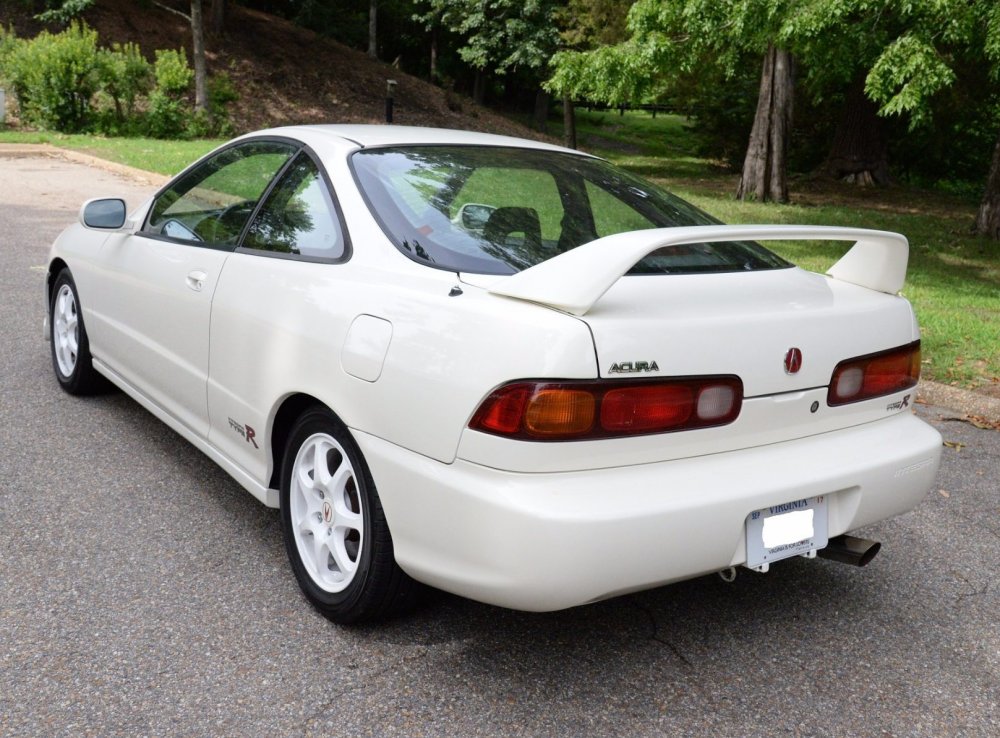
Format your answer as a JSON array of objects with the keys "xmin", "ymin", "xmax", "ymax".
[{"xmin": 1, "ymin": 0, "xmax": 544, "ymax": 138}]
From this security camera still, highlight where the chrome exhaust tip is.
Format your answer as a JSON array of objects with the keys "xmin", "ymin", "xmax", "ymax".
[{"xmin": 817, "ymin": 535, "xmax": 881, "ymax": 567}]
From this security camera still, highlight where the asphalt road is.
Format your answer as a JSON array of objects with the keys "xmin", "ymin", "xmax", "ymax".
[{"xmin": 1, "ymin": 154, "xmax": 997, "ymax": 737}]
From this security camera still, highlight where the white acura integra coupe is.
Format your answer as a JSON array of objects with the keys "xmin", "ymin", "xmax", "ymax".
[{"xmin": 46, "ymin": 125, "xmax": 942, "ymax": 622}]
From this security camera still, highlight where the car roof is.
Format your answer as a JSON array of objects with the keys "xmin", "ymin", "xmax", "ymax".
[{"xmin": 246, "ymin": 124, "xmax": 588, "ymax": 156}]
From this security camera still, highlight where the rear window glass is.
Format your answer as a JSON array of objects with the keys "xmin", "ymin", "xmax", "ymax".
[{"xmin": 350, "ymin": 146, "xmax": 791, "ymax": 275}]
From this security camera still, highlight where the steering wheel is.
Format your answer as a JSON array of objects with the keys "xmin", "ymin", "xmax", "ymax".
[{"xmin": 216, "ymin": 199, "xmax": 257, "ymax": 229}]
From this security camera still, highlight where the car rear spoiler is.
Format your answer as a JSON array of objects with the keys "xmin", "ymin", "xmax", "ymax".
[{"xmin": 486, "ymin": 225, "xmax": 909, "ymax": 316}]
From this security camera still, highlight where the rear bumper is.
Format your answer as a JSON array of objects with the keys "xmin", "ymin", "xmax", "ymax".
[{"xmin": 356, "ymin": 413, "xmax": 941, "ymax": 611}]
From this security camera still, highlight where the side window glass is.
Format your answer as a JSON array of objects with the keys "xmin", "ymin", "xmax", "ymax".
[
  {"xmin": 242, "ymin": 153, "xmax": 345, "ymax": 259},
  {"xmin": 145, "ymin": 141, "xmax": 298, "ymax": 247}
]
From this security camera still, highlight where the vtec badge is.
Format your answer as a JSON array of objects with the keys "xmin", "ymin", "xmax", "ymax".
[{"xmin": 609, "ymin": 361, "xmax": 660, "ymax": 374}]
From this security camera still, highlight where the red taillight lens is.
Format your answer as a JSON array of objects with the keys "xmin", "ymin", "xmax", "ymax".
[
  {"xmin": 601, "ymin": 385, "xmax": 693, "ymax": 432},
  {"xmin": 469, "ymin": 377, "xmax": 742, "ymax": 441},
  {"xmin": 472, "ymin": 384, "xmax": 531, "ymax": 435},
  {"xmin": 828, "ymin": 341, "xmax": 921, "ymax": 406}
]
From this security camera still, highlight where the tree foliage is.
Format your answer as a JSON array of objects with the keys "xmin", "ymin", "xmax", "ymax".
[
  {"xmin": 415, "ymin": 0, "xmax": 560, "ymax": 75},
  {"xmin": 32, "ymin": 0, "xmax": 94, "ymax": 24}
]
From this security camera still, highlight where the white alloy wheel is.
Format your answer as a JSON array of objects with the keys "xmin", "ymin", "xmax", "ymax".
[
  {"xmin": 289, "ymin": 432, "xmax": 365, "ymax": 593},
  {"xmin": 53, "ymin": 283, "xmax": 79, "ymax": 378}
]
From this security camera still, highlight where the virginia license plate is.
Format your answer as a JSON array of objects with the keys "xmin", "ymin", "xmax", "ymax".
[{"xmin": 746, "ymin": 495, "xmax": 829, "ymax": 572}]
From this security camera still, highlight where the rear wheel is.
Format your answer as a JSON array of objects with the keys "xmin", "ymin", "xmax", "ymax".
[
  {"xmin": 50, "ymin": 269, "xmax": 108, "ymax": 395},
  {"xmin": 280, "ymin": 407, "xmax": 418, "ymax": 623}
]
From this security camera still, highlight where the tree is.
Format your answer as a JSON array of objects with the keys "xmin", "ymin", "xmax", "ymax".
[
  {"xmin": 977, "ymin": 139, "xmax": 1000, "ymax": 238},
  {"xmin": 973, "ymin": 3, "xmax": 1000, "ymax": 238},
  {"xmin": 151, "ymin": 0, "xmax": 207, "ymax": 113},
  {"xmin": 550, "ymin": 0, "xmax": 799, "ymax": 202},
  {"xmin": 820, "ymin": 78, "xmax": 890, "ymax": 185},
  {"xmin": 212, "ymin": 0, "xmax": 227, "ymax": 36},
  {"xmin": 803, "ymin": 0, "xmax": 1000, "ymax": 237},
  {"xmin": 737, "ymin": 44, "xmax": 793, "ymax": 202},
  {"xmin": 551, "ymin": 0, "xmax": 1000, "ymax": 212},
  {"xmin": 32, "ymin": 0, "xmax": 95, "ymax": 24},
  {"xmin": 416, "ymin": 0, "xmax": 560, "ymax": 105},
  {"xmin": 368, "ymin": 0, "xmax": 378, "ymax": 59},
  {"xmin": 190, "ymin": 0, "xmax": 207, "ymax": 112},
  {"xmin": 550, "ymin": 1, "xmax": 632, "ymax": 146}
]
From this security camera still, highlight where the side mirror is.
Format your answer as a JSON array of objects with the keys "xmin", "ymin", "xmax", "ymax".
[
  {"xmin": 80, "ymin": 198, "xmax": 127, "ymax": 229},
  {"xmin": 454, "ymin": 202, "xmax": 495, "ymax": 231}
]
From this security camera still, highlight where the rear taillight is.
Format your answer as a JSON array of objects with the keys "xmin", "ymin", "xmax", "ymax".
[
  {"xmin": 828, "ymin": 341, "xmax": 921, "ymax": 406},
  {"xmin": 469, "ymin": 377, "xmax": 742, "ymax": 441}
]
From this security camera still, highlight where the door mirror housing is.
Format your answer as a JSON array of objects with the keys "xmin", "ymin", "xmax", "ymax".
[{"xmin": 80, "ymin": 198, "xmax": 127, "ymax": 229}]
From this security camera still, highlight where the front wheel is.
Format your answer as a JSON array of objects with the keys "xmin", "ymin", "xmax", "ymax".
[
  {"xmin": 50, "ymin": 268, "xmax": 108, "ymax": 395},
  {"xmin": 280, "ymin": 407, "xmax": 418, "ymax": 623}
]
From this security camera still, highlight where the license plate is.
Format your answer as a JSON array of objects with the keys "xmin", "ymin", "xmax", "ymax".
[{"xmin": 745, "ymin": 495, "xmax": 829, "ymax": 572}]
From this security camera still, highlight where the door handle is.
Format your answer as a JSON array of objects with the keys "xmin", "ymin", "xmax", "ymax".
[{"xmin": 186, "ymin": 270, "xmax": 208, "ymax": 292}]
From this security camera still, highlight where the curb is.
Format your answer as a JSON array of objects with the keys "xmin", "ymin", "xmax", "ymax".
[
  {"xmin": 917, "ymin": 380, "xmax": 1000, "ymax": 425},
  {"xmin": 0, "ymin": 143, "xmax": 169, "ymax": 187}
]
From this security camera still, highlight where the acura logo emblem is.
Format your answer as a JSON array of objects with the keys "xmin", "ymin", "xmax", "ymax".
[{"xmin": 784, "ymin": 347, "xmax": 803, "ymax": 374}]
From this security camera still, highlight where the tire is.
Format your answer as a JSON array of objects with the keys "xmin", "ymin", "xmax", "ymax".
[
  {"xmin": 279, "ymin": 407, "xmax": 419, "ymax": 623},
  {"xmin": 50, "ymin": 268, "xmax": 108, "ymax": 395}
]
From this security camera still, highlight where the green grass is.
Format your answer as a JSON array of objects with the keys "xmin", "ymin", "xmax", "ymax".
[
  {"xmin": 4, "ymin": 118, "xmax": 997, "ymax": 390},
  {"xmin": 0, "ymin": 130, "xmax": 223, "ymax": 176}
]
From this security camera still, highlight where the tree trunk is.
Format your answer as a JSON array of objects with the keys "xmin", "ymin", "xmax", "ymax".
[
  {"xmin": 533, "ymin": 89, "xmax": 550, "ymax": 133},
  {"xmin": 368, "ymin": 0, "xmax": 377, "ymax": 59},
  {"xmin": 191, "ymin": 0, "xmax": 207, "ymax": 113},
  {"xmin": 211, "ymin": 0, "xmax": 226, "ymax": 36},
  {"xmin": 429, "ymin": 26, "xmax": 438, "ymax": 83},
  {"xmin": 975, "ymin": 130, "xmax": 1000, "ymax": 239},
  {"xmin": 822, "ymin": 79, "xmax": 890, "ymax": 186},
  {"xmin": 737, "ymin": 44, "xmax": 793, "ymax": 203},
  {"xmin": 563, "ymin": 93, "xmax": 576, "ymax": 150},
  {"xmin": 473, "ymin": 70, "xmax": 486, "ymax": 105}
]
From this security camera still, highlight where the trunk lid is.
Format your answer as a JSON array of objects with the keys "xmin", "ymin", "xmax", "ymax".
[{"xmin": 581, "ymin": 267, "xmax": 916, "ymax": 396}]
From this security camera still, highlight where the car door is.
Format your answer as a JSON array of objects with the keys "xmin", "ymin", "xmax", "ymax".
[
  {"xmin": 92, "ymin": 139, "xmax": 300, "ymax": 438},
  {"xmin": 208, "ymin": 149, "xmax": 350, "ymax": 482}
]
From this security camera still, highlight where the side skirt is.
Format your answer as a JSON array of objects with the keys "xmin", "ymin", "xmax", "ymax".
[{"xmin": 93, "ymin": 358, "xmax": 279, "ymax": 508}]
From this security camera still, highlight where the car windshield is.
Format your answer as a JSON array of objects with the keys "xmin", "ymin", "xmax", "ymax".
[{"xmin": 350, "ymin": 145, "xmax": 791, "ymax": 275}]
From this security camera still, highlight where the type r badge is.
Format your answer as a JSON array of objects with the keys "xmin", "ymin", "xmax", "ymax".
[{"xmin": 228, "ymin": 417, "xmax": 259, "ymax": 449}]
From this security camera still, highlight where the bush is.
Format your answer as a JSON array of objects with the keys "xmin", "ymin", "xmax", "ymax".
[
  {"xmin": 99, "ymin": 42, "xmax": 152, "ymax": 124},
  {"xmin": 153, "ymin": 47, "xmax": 193, "ymax": 96},
  {"xmin": 0, "ymin": 25, "xmax": 18, "ymax": 67},
  {"xmin": 3, "ymin": 22, "xmax": 102, "ymax": 132},
  {"xmin": 207, "ymin": 71, "xmax": 238, "ymax": 136},
  {"xmin": 0, "ymin": 25, "xmax": 237, "ymax": 140},
  {"xmin": 145, "ymin": 48, "xmax": 194, "ymax": 138}
]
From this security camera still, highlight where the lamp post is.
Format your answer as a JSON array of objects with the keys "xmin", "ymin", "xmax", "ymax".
[{"xmin": 385, "ymin": 79, "xmax": 397, "ymax": 124}]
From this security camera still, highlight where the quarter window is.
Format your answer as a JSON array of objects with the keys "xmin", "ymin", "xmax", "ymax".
[
  {"xmin": 145, "ymin": 140, "xmax": 298, "ymax": 247},
  {"xmin": 242, "ymin": 153, "xmax": 345, "ymax": 259}
]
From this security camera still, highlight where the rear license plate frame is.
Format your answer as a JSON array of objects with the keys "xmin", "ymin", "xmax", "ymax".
[{"xmin": 745, "ymin": 495, "xmax": 829, "ymax": 572}]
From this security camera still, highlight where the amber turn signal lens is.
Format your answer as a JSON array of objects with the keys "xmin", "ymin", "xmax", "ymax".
[{"xmin": 524, "ymin": 389, "xmax": 596, "ymax": 436}]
